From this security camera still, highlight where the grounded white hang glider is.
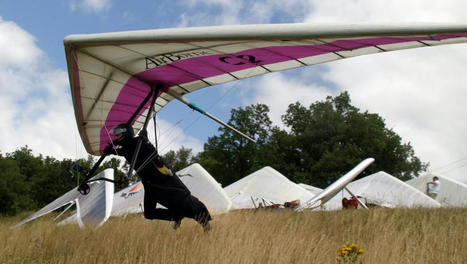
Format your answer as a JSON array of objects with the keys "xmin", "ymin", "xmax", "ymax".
[
  {"xmin": 406, "ymin": 174, "xmax": 467, "ymax": 207},
  {"xmin": 13, "ymin": 169, "xmax": 114, "ymax": 228},
  {"xmin": 300, "ymin": 158, "xmax": 375, "ymax": 210},
  {"xmin": 323, "ymin": 171, "xmax": 441, "ymax": 210},
  {"xmin": 58, "ymin": 169, "xmax": 115, "ymax": 228},
  {"xmin": 64, "ymin": 23, "xmax": 467, "ymax": 155},
  {"xmin": 224, "ymin": 166, "xmax": 316, "ymax": 210}
]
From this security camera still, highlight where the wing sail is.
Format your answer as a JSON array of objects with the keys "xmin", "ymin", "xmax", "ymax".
[
  {"xmin": 13, "ymin": 169, "xmax": 114, "ymax": 228},
  {"xmin": 64, "ymin": 23, "xmax": 467, "ymax": 155}
]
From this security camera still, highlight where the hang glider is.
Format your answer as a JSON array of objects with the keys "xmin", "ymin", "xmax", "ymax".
[
  {"xmin": 13, "ymin": 169, "xmax": 114, "ymax": 228},
  {"xmin": 58, "ymin": 169, "xmax": 114, "ymax": 228},
  {"xmin": 300, "ymin": 158, "xmax": 375, "ymax": 210},
  {"xmin": 224, "ymin": 166, "xmax": 316, "ymax": 210},
  {"xmin": 406, "ymin": 174, "xmax": 467, "ymax": 207},
  {"xmin": 324, "ymin": 171, "xmax": 441, "ymax": 210},
  {"xmin": 64, "ymin": 23, "xmax": 467, "ymax": 155}
]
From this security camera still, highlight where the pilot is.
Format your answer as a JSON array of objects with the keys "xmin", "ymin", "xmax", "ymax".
[{"xmin": 104, "ymin": 123, "xmax": 211, "ymax": 232}]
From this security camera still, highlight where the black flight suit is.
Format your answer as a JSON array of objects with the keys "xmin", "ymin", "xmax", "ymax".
[{"xmin": 108, "ymin": 135, "xmax": 211, "ymax": 226}]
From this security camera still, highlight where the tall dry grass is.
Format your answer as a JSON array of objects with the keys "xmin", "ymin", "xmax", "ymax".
[{"xmin": 1, "ymin": 208, "xmax": 465, "ymax": 263}]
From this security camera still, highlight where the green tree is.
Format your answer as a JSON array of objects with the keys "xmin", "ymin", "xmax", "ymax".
[
  {"xmin": 30, "ymin": 157, "xmax": 77, "ymax": 208},
  {"xmin": 0, "ymin": 158, "xmax": 34, "ymax": 215},
  {"xmin": 163, "ymin": 147, "xmax": 193, "ymax": 172},
  {"xmin": 195, "ymin": 92, "xmax": 426, "ymax": 188},
  {"xmin": 4, "ymin": 147, "xmax": 78, "ymax": 208},
  {"xmin": 281, "ymin": 91, "xmax": 427, "ymax": 186},
  {"xmin": 0, "ymin": 146, "xmax": 130, "ymax": 215}
]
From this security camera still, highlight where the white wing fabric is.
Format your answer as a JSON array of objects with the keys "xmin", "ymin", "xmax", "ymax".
[
  {"xmin": 64, "ymin": 23, "xmax": 467, "ymax": 155},
  {"xmin": 406, "ymin": 174, "xmax": 467, "ymax": 207},
  {"xmin": 75, "ymin": 169, "xmax": 114, "ymax": 228},
  {"xmin": 13, "ymin": 187, "xmax": 80, "ymax": 228},
  {"xmin": 224, "ymin": 166, "xmax": 315, "ymax": 210},
  {"xmin": 177, "ymin": 163, "xmax": 231, "ymax": 214},
  {"xmin": 112, "ymin": 182, "xmax": 145, "ymax": 216},
  {"xmin": 298, "ymin": 183, "xmax": 323, "ymax": 196},
  {"xmin": 14, "ymin": 169, "xmax": 114, "ymax": 228}
]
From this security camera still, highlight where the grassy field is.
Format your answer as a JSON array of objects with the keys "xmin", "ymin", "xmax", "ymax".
[{"xmin": 1, "ymin": 208, "xmax": 466, "ymax": 263}]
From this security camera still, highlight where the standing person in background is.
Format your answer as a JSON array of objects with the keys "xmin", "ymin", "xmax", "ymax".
[{"xmin": 426, "ymin": 176, "xmax": 441, "ymax": 199}]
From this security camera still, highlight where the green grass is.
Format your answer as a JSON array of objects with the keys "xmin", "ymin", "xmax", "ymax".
[{"xmin": 1, "ymin": 208, "xmax": 466, "ymax": 263}]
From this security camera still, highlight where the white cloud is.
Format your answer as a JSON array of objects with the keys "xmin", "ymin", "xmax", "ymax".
[
  {"xmin": 0, "ymin": 18, "xmax": 87, "ymax": 160},
  {"xmin": 70, "ymin": 0, "xmax": 111, "ymax": 13},
  {"xmin": 0, "ymin": 18, "xmax": 43, "ymax": 71},
  {"xmin": 147, "ymin": 119, "xmax": 204, "ymax": 155},
  {"xmin": 304, "ymin": 0, "xmax": 467, "ymax": 23},
  {"xmin": 244, "ymin": 72, "xmax": 335, "ymax": 128},
  {"xmin": 178, "ymin": 0, "xmax": 242, "ymax": 26},
  {"xmin": 178, "ymin": 0, "xmax": 311, "ymax": 26}
]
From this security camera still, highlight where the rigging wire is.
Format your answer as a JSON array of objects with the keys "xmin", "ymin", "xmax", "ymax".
[
  {"xmin": 435, "ymin": 161, "xmax": 467, "ymax": 175},
  {"xmin": 159, "ymin": 81, "xmax": 240, "ymax": 152},
  {"xmin": 430, "ymin": 155, "xmax": 467, "ymax": 171},
  {"xmin": 429, "ymin": 155, "xmax": 467, "ymax": 175},
  {"xmin": 73, "ymin": 125, "xmax": 79, "ymax": 186},
  {"xmin": 156, "ymin": 111, "xmax": 158, "ymax": 151},
  {"xmin": 156, "ymin": 118, "xmax": 184, "ymax": 144},
  {"xmin": 103, "ymin": 124, "xmax": 121, "ymax": 156}
]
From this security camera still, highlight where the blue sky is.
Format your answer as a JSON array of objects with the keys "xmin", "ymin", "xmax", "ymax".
[{"xmin": 1, "ymin": 0, "xmax": 467, "ymax": 183}]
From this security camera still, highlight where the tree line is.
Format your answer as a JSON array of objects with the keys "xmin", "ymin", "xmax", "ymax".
[
  {"xmin": 0, "ymin": 92, "xmax": 427, "ymax": 215},
  {"xmin": 0, "ymin": 148, "xmax": 127, "ymax": 215}
]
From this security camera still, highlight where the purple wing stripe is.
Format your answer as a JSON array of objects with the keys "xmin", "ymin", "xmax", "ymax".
[{"xmin": 99, "ymin": 33, "xmax": 467, "ymax": 152}]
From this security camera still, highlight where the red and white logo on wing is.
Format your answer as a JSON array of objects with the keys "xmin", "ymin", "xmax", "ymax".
[{"xmin": 121, "ymin": 183, "xmax": 142, "ymax": 199}]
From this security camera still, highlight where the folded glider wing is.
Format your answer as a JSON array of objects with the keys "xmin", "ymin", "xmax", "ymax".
[{"xmin": 14, "ymin": 169, "xmax": 114, "ymax": 228}]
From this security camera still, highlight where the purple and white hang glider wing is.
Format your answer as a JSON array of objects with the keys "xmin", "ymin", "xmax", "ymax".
[{"xmin": 64, "ymin": 23, "xmax": 467, "ymax": 155}]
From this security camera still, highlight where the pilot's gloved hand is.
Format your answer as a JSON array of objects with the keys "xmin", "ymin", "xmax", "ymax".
[
  {"xmin": 139, "ymin": 129, "xmax": 148, "ymax": 141},
  {"xmin": 78, "ymin": 182, "xmax": 90, "ymax": 195}
]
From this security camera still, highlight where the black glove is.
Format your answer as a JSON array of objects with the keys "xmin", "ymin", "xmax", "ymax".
[
  {"xmin": 139, "ymin": 129, "xmax": 148, "ymax": 140},
  {"xmin": 78, "ymin": 182, "xmax": 90, "ymax": 195},
  {"xmin": 103, "ymin": 144, "xmax": 114, "ymax": 155}
]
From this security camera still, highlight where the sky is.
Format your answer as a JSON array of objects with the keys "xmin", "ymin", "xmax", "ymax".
[{"xmin": 0, "ymin": 0, "xmax": 466, "ymax": 184}]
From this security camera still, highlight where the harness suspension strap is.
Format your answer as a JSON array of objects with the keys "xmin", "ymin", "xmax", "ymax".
[
  {"xmin": 153, "ymin": 109, "xmax": 158, "ymax": 151},
  {"xmin": 134, "ymin": 150, "xmax": 159, "ymax": 175},
  {"xmin": 126, "ymin": 84, "xmax": 161, "ymax": 181}
]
